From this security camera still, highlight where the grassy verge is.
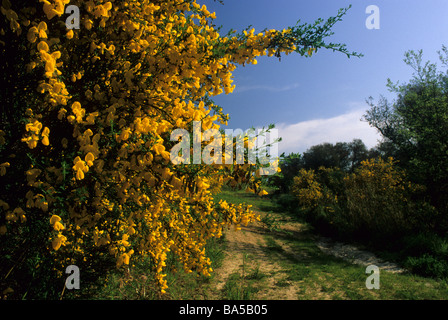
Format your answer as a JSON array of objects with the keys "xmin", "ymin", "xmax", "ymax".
[
  {"xmin": 263, "ymin": 229, "xmax": 448, "ymax": 300},
  {"xmin": 65, "ymin": 233, "xmax": 227, "ymax": 300}
]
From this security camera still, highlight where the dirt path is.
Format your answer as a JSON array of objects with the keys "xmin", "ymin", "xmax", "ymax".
[
  {"xmin": 315, "ymin": 237, "xmax": 406, "ymax": 273},
  {"xmin": 207, "ymin": 210, "xmax": 407, "ymax": 300},
  {"xmin": 209, "ymin": 215, "xmax": 301, "ymax": 300}
]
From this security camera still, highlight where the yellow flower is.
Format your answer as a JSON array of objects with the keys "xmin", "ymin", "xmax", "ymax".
[
  {"xmin": 152, "ymin": 143, "xmax": 165, "ymax": 155},
  {"xmin": 41, "ymin": 136, "xmax": 49, "ymax": 146},
  {"xmin": 76, "ymin": 169, "xmax": 84, "ymax": 180},
  {"xmin": 22, "ymin": 135, "xmax": 39, "ymax": 149},
  {"xmin": 71, "ymin": 101, "xmax": 85, "ymax": 122},
  {"xmin": 66, "ymin": 29, "xmax": 74, "ymax": 39},
  {"xmin": 0, "ymin": 162, "xmax": 10, "ymax": 176},
  {"xmin": 152, "ymin": 143, "xmax": 171, "ymax": 160},
  {"xmin": 25, "ymin": 120, "xmax": 42, "ymax": 133},
  {"xmin": 104, "ymin": 2, "xmax": 112, "ymax": 11},
  {"xmin": 73, "ymin": 156, "xmax": 89, "ymax": 180},
  {"xmin": 37, "ymin": 40, "xmax": 49, "ymax": 52},
  {"xmin": 84, "ymin": 19, "xmax": 93, "ymax": 30},
  {"xmin": 123, "ymin": 253, "xmax": 130, "ymax": 265},
  {"xmin": 119, "ymin": 128, "xmax": 132, "ymax": 141},
  {"xmin": 27, "ymin": 26, "xmax": 38, "ymax": 43},
  {"xmin": 52, "ymin": 234, "xmax": 67, "ymax": 251},
  {"xmin": 54, "ymin": 221, "xmax": 65, "ymax": 231},
  {"xmin": 37, "ymin": 21, "xmax": 47, "ymax": 39},
  {"xmin": 44, "ymin": 59, "xmax": 55, "ymax": 77},
  {"xmin": 85, "ymin": 152, "xmax": 95, "ymax": 166},
  {"xmin": 50, "ymin": 215, "xmax": 61, "ymax": 224},
  {"xmin": 51, "ymin": 51, "xmax": 61, "ymax": 60},
  {"xmin": 85, "ymin": 112, "xmax": 99, "ymax": 125},
  {"xmin": 93, "ymin": 5, "xmax": 107, "ymax": 18},
  {"xmin": 121, "ymin": 234, "xmax": 130, "ymax": 247},
  {"xmin": 41, "ymin": 127, "xmax": 50, "ymax": 146},
  {"xmin": 116, "ymin": 253, "xmax": 125, "ymax": 267}
]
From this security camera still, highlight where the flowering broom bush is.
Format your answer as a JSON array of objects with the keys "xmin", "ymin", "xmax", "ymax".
[
  {"xmin": 0, "ymin": 0, "xmax": 359, "ymax": 298},
  {"xmin": 290, "ymin": 167, "xmax": 340, "ymax": 234},
  {"xmin": 343, "ymin": 157, "xmax": 428, "ymax": 240},
  {"xmin": 291, "ymin": 157, "xmax": 434, "ymax": 243}
]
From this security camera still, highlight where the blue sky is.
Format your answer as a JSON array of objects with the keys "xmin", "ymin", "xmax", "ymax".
[{"xmin": 202, "ymin": 0, "xmax": 448, "ymax": 154}]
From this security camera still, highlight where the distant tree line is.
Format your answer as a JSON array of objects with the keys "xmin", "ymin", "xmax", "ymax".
[{"xmin": 269, "ymin": 139, "xmax": 381, "ymax": 194}]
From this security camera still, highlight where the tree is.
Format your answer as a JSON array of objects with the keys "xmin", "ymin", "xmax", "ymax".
[
  {"xmin": 364, "ymin": 48, "xmax": 448, "ymax": 213},
  {"xmin": 302, "ymin": 142, "xmax": 345, "ymax": 170},
  {"xmin": 0, "ymin": 0, "xmax": 360, "ymax": 298},
  {"xmin": 301, "ymin": 139, "xmax": 371, "ymax": 172},
  {"xmin": 348, "ymin": 138, "xmax": 370, "ymax": 171}
]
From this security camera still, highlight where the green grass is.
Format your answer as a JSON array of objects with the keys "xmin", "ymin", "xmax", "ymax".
[
  {"xmin": 268, "ymin": 234, "xmax": 448, "ymax": 300},
  {"xmin": 66, "ymin": 235, "xmax": 227, "ymax": 300},
  {"xmin": 214, "ymin": 187, "xmax": 287, "ymax": 231},
  {"xmin": 213, "ymin": 186, "xmax": 281, "ymax": 212}
]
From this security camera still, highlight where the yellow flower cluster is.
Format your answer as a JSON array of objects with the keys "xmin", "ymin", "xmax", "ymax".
[
  {"xmin": 21, "ymin": 120, "xmax": 51, "ymax": 149},
  {"xmin": 0, "ymin": 0, "xmax": 329, "ymax": 296},
  {"xmin": 343, "ymin": 157, "xmax": 422, "ymax": 201},
  {"xmin": 292, "ymin": 169, "xmax": 324, "ymax": 209},
  {"xmin": 291, "ymin": 167, "xmax": 339, "ymax": 213}
]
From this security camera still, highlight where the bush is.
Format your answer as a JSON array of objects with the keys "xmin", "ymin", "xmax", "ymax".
[
  {"xmin": 406, "ymin": 254, "xmax": 448, "ymax": 279},
  {"xmin": 398, "ymin": 233, "xmax": 448, "ymax": 279},
  {"xmin": 290, "ymin": 158, "xmax": 437, "ymax": 244},
  {"xmin": 273, "ymin": 193, "xmax": 299, "ymax": 214},
  {"xmin": 0, "ymin": 0, "xmax": 359, "ymax": 298},
  {"xmin": 288, "ymin": 156, "xmax": 448, "ymax": 279},
  {"xmin": 341, "ymin": 157, "xmax": 422, "ymax": 241},
  {"xmin": 290, "ymin": 167, "xmax": 342, "ymax": 236}
]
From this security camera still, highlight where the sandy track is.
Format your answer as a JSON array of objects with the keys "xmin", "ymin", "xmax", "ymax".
[{"xmin": 208, "ymin": 215, "xmax": 302, "ymax": 300}]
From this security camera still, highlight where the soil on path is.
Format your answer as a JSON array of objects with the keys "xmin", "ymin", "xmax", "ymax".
[
  {"xmin": 208, "ymin": 214, "xmax": 301, "ymax": 300},
  {"xmin": 315, "ymin": 237, "xmax": 406, "ymax": 273}
]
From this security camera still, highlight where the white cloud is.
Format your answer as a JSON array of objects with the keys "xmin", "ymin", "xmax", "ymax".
[{"xmin": 275, "ymin": 109, "xmax": 382, "ymax": 155}]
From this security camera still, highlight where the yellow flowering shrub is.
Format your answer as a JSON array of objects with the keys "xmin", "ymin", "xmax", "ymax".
[
  {"xmin": 0, "ymin": 0, "xmax": 358, "ymax": 298},
  {"xmin": 291, "ymin": 167, "xmax": 338, "ymax": 210},
  {"xmin": 342, "ymin": 157, "xmax": 427, "ymax": 237},
  {"xmin": 291, "ymin": 157, "xmax": 431, "ymax": 241},
  {"xmin": 291, "ymin": 168, "xmax": 323, "ymax": 209}
]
